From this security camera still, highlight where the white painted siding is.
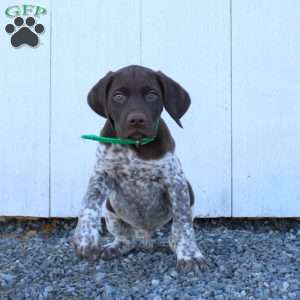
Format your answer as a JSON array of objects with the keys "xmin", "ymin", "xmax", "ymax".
[
  {"xmin": 232, "ymin": 0, "xmax": 300, "ymax": 216},
  {"xmin": 0, "ymin": 0, "xmax": 50, "ymax": 216},
  {"xmin": 0, "ymin": 1, "xmax": 299, "ymax": 217}
]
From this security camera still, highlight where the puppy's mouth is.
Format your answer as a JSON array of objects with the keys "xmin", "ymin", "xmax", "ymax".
[
  {"xmin": 127, "ymin": 132, "xmax": 147, "ymax": 140},
  {"xmin": 124, "ymin": 129, "xmax": 154, "ymax": 140}
]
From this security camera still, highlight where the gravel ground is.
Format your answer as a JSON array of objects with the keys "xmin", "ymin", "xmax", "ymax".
[{"xmin": 0, "ymin": 218, "xmax": 299, "ymax": 300}]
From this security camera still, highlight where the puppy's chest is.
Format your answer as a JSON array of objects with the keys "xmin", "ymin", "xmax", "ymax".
[
  {"xmin": 98, "ymin": 145, "xmax": 168, "ymax": 186},
  {"xmin": 96, "ymin": 145, "xmax": 180, "ymax": 229}
]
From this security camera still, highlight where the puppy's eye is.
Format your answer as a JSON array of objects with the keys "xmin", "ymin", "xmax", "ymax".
[
  {"xmin": 113, "ymin": 93, "xmax": 126, "ymax": 103},
  {"xmin": 145, "ymin": 91, "xmax": 159, "ymax": 102}
]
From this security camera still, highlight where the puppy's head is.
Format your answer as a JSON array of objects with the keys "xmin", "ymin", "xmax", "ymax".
[{"xmin": 87, "ymin": 65, "xmax": 190, "ymax": 139}]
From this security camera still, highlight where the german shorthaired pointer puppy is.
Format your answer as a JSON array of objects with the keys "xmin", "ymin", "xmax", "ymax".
[{"xmin": 73, "ymin": 65, "xmax": 207, "ymax": 273}]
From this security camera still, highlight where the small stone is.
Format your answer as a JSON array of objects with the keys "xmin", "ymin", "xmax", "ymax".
[
  {"xmin": 170, "ymin": 270, "xmax": 178, "ymax": 278},
  {"xmin": 211, "ymin": 281, "xmax": 225, "ymax": 290},
  {"xmin": 263, "ymin": 282, "xmax": 269, "ymax": 288},
  {"xmin": 225, "ymin": 285, "xmax": 234, "ymax": 293},
  {"xmin": 43, "ymin": 286, "xmax": 54, "ymax": 297},
  {"xmin": 103, "ymin": 284, "xmax": 117, "ymax": 299},
  {"xmin": 165, "ymin": 288, "xmax": 178, "ymax": 298},
  {"xmin": 151, "ymin": 279, "xmax": 160, "ymax": 286},
  {"xmin": 253, "ymin": 263, "xmax": 263, "ymax": 271},
  {"xmin": 288, "ymin": 292, "xmax": 297, "ymax": 299},
  {"xmin": 25, "ymin": 230, "xmax": 38, "ymax": 237},
  {"xmin": 282, "ymin": 282, "xmax": 289, "ymax": 291},
  {"xmin": 95, "ymin": 272, "xmax": 106, "ymax": 284},
  {"xmin": 236, "ymin": 245, "xmax": 244, "ymax": 253},
  {"xmin": 163, "ymin": 275, "xmax": 172, "ymax": 283},
  {"xmin": 288, "ymin": 234, "xmax": 296, "ymax": 240},
  {"xmin": 219, "ymin": 265, "xmax": 226, "ymax": 272},
  {"xmin": 66, "ymin": 287, "xmax": 75, "ymax": 294},
  {"xmin": 78, "ymin": 262, "xmax": 89, "ymax": 272},
  {"xmin": 0, "ymin": 273, "xmax": 17, "ymax": 290},
  {"xmin": 16, "ymin": 227, "xmax": 23, "ymax": 234}
]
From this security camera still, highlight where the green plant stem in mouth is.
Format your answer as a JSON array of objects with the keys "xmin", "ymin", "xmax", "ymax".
[{"xmin": 81, "ymin": 134, "xmax": 155, "ymax": 146}]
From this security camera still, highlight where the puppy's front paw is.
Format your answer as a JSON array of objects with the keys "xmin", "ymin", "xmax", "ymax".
[
  {"xmin": 73, "ymin": 237, "xmax": 99, "ymax": 260},
  {"xmin": 73, "ymin": 227, "xmax": 101, "ymax": 260},
  {"xmin": 176, "ymin": 255, "xmax": 209, "ymax": 273},
  {"xmin": 100, "ymin": 241, "xmax": 133, "ymax": 260}
]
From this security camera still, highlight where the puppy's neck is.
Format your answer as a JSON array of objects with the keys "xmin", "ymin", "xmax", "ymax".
[{"xmin": 100, "ymin": 118, "xmax": 175, "ymax": 160}]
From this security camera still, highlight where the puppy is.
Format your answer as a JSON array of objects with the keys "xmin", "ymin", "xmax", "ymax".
[{"xmin": 73, "ymin": 65, "xmax": 207, "ymax": 272}]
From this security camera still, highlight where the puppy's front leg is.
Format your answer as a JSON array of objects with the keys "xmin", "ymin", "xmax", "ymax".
[
  {"xmin": 73, "ymin": 169, "xmax": 111, "ymax": 260},
  {"xmin": 166, "ymin": 172, "xmax": 208, "ymax": 273}
]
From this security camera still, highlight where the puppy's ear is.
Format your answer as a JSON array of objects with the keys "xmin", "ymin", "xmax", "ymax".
[
  {"xmin": 87, "ymin": 71, "xmax": 114, "ymax": 117},
  {"xmin": 156, "ymin": 71, "xmax": 191, "ymax": 128}
]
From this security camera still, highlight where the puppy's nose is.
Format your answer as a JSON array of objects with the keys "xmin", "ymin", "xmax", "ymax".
[{"xmin": 127, "ymin": 112, "xmax": 146, "ymax": 126}]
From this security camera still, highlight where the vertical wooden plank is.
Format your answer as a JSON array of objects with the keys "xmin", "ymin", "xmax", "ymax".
[
  {"xmin": 232, "ymin": 1, "xmax": 300, "ymax": 216},
  {"xmin": 0, "ymin": 0, "xmax": 50, "ymax": 216},
  {"xmin": 51, "ymin": 0, "xmax": 140, "ymax": 217},
  {"xmin": 142, "ymin": 0, "xmax": 231, "ymax": 217}
]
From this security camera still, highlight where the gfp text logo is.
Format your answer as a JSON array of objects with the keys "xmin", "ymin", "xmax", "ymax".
[{"xmin": 5, "ymin": 5, "xmax": 47, "ymax": 48}]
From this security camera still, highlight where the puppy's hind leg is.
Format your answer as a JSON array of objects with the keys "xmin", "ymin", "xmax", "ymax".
[{"xmin": 100, "ymin": 199, "xmax": 135, "ymax": 260}]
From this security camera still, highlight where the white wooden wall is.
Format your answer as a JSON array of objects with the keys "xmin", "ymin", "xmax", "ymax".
[
  {"xmin": 0, "ymin": 0, "xmax": 299, "ymax": 217},
  {"xmin": 232, "ymin": 0, "xmax": 300, "ymax": 216},
  {"xmin": 0, "ymin": 0, "xmax": 50, "ymax": 216}
]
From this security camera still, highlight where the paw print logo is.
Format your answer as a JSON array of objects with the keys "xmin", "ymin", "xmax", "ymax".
[{"xmin": 5, "ymin": 17, "xmax": 44, "ymax": 47}]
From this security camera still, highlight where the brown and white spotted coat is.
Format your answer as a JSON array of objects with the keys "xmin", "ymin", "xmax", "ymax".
[{"xmin": 73, "ymin": 65, "xmax": 207, "ymax": 273}]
